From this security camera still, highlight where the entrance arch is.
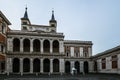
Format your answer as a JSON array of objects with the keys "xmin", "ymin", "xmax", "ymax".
[
  {"xmin": 65, "ymin": 61, "xmax": 70, "ymax": 73},
  {"xmin": 43, "ymin": 58, "xmax": 50, "ymax": 72},
  {"xmin": 53, "ymin": 59, "xmax": 59, "ymax": 72},
  {"xmin": 23, "ymin": 58, "xmax": 30, "ymax": 72},
  {"xmin": 75, "ymin": 61, "xmax": 80, "ymax": 73},
  {"xmin": 33, "ymin": 58, "xmax": 40, "ymax": 72},
  {"xmin": 84, "ymin": 61, "xmax": 89, "ymax": 73},
  {"xmin": 13, "ymin": 58, "xmax": 20, "ymax": 73}
]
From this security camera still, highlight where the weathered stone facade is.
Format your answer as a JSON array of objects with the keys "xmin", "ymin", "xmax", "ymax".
[{"xmin": 0, "ymin": 9, "xmax": 120, "ymax": 75}]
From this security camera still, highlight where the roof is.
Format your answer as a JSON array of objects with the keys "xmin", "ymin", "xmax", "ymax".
[
  {"xmin": 0, "ymin": 11, "xmax": 11, "ymax": 25},
  {"xmin": 93, "ymin": 45, "xmax": 120, "ymax": 57}
]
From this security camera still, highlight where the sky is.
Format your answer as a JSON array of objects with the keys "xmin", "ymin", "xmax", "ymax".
[{"xmin": 0, "ymin": 0, "xmax": 120, "ymax": 55}]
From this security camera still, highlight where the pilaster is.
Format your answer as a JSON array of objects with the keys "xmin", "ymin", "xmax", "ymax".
[
  {"xmin": 30, "ymin": 58, "xmax": 33, "ymax": 73},
  {"xmin": 50, "ymin": 59, "xmax": 53, "ymax": 73},
  {"xmin": 40, "ymin": 59, "xmax": 43, "ymax": 73},
  {"xmin": 50, "ymin": 40, "xmax": 53, "ymax": 53},
  {"xmin": 20, "ymin": 58, "xmax": 23, "ymax": 75},
  {"xmin": 80, "ymin": 61, "xmax": 84, "ymax": 73},
  {"xmin": 59, "ymin": 59, "xmax": 65, "ymax": 73},
  {"xmin": 40, "ymin": 39, "xmax": 43, "ymax": 54}
]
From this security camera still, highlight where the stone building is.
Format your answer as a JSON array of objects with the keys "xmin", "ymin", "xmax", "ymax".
[
  {"xmin": 0, "ymin": 8, "xmax": 120, "ymax": 75},
  {"xmin": 0, "ymin": 11, "xmax": 11, "ymax": 73},
  {"xmin": 5, "ymin": 8, "xmax": 93, "ymax": 75}
]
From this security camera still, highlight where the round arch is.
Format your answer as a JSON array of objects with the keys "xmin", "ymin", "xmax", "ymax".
[
  {"xmin": 53, "ymin": 59, "xmax": 59, "ymax": 72},
  {"xmin": 75, "ymin": 61, "xmax": 80, "ymax": 73},
  {"xmin": 84, "ymin": 61, "xmax": 89, "ymax": 73},
  {"xmin": 43, "ymin": 58, "xmax": 50, "ymax": 72},
  {"xmin": 33, "ymin": 58, "xmax": 40, "ymax": 72},
  {"xmin": 23, "ymin": 39, "xmax": 30, "ymax": 52},
  {"xmin": 33, "ymin": 39, "xmax": 40, "ymax": 52},
  {"xmin": 23, "ymin": 58, "xmax": 30, "ymax": 72},
  {"xmin": 43, "ymin": 40, "xmax": 50, "ymax": 53},
  {"xmin": 65, "ymin": 61, "xmax": 70, "ymax": 73},
  {"xmin": 53, "ymin": 40, "xmax": 59, "ymax": 53},
  {"xmin": 12, "ymin": 58, "xmax": 20, "ymax": 73},
  {"xmin": 13, "ymin": 38, "xmax": 20, "ymax": 52}
]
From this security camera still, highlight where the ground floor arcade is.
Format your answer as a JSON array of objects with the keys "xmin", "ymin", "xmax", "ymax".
[{"xmin": 6, "ymin": 57, "xmax": 92, "ymax": 75}]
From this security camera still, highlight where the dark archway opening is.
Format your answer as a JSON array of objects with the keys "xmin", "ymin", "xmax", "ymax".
[
  {"xmin": 23, "ymin": 39, "xmax": 30, "ymax": 52},
  {"xmin": 43, "ymin": 40, "xmax": 50, "ymax": 53},
  {"xmin": 53, "ymin": 40, "xmax": 59, "ymax": 53},
  {"xmin": 65, "ymin": 61, "xmax": 70, "ymax": 73},
  {"xmin": 13, "ymin": 38, "xmax": 20, "ymax": 52},
  {"xmin": 84, "ymin": 61, "xmax": 89, "ymax": 73},
  {"xmin": 33, "ymin": 58, "xmax": 40, "ymax": 72},
  {"xmin": 75, "ymin": 61, "xmax": 80, "ymax": 73},
  {"xmin": 13, "ymin": 58, "xmax": 20, "ymax": 73},
  {"xmin": 33, "ymin": 39, "xmax": 40, "ymax": 52},
  {"xmin": 23, "ymin": 58, "xmax": 30, "ymax": 72},
  {"xmin": 43, "ymin": 59, "xmax": 50, "ymax": 72},
  {"xmin": 53, "ymin": 59, "xmax": 59, "ymax": 72}
]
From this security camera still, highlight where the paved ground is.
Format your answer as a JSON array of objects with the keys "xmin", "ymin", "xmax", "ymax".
[{"xmin": 0, "ymin": 73, "xmax": 120, "ymax": 80}]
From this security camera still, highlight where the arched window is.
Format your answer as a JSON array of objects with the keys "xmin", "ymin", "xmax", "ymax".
[
  {"xmin": 53, "ymin": 40, "xmax": 59, "ymax": 53},
  {"xmin": 33, "ymin": 39, "xmax": 40, "ymax": 52},
  {"xmin": 23, "ymin": 39, "xmax": 30, "ymax": 52},
  {"xmin": 43, "ymin": 40, "xmax": 50, "ymax": 53},
  {"xmin": 13, "ymin": 38, "xmax": 20, "ymax": 52},
  {"xmin": 75, "ymin": 61, "xmax": 80, "ymax": 73}
]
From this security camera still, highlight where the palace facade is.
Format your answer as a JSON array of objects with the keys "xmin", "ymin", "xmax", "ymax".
[{"xmin": 0, "ymin": 8, "xmax": 120, "ymax": 75}]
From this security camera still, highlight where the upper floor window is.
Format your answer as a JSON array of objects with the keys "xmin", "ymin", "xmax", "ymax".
[{"xmin": 1, "ymin": 23, "xmax": 6, "ymax": 34}]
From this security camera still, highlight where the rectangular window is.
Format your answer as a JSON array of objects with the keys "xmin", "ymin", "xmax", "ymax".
[
  {"xmin": 112, "ymin": 55, "xmax": 117, "ymax": 69},
  {"xmin": 102, "ymin": 58, "xmax": 106, "ymax": 69}
]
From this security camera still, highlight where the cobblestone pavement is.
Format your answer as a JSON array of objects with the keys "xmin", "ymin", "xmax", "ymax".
[{"xmin": 0, "ymin": 74, "xmax": 120, "ymax": 80}]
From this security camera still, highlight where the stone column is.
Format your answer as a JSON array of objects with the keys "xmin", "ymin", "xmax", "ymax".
[
  {"xmin": 8, "ymin": 38, "xmax": 13, "ymax": 52},
  {"xmin": 30, "ymin": 39, "xmax": 33, "ymax": 53},
  {"xmin": 118, "ymin": 54, "xmax": 120, "ymax": 74},
  {"xmin": 80, "ymin": 61, "xmax": 84, "ymax": 73},
  {"xmin": 6, "ymin": 58, "xmax": 12, "ymax": 75},
  {"xmin": 20, "ymin": 38, "xmax": 23, "ymax": 52},
  {"xmin": 59, "ymin": 59, "xmax": 65, "ymax": 73},
  {"xmin": 50, "ymin": 59, "xmax": 53, "ymax": 73},
  {"xmin": 89, "ymin": 61, "xmax": 94, "ymax": 72},
  {"xmin": 70, "ymin": 61, "xmax": 74, "ymax": 74},
  {"xmin": 40, "ymin": 39, "xmax": 43, "ymax": 54},
  {"xmin": 20, "ymin": 58, "xmax": 23, "ymax": 75},
  {"xmin": 50, "ymin": 40, "xmax": 53, "ymax": 53},
  {"xmin": 59, "ymin": 41, "xmax": 64, "ymax": 54},
  {"xmin": 40, "ymin": 59, "xmax": 43, "ymax": 73},
  {"xmin": 30, "ymin": 58, "xmax": 33, "ymax": 73}
]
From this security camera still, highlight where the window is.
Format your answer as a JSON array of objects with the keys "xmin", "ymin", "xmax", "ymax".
[
  {"xmin": 1, "ymin": 45, "xmax": 4, "ymax": 52},
  {"xmin": 66, "ymin": 52, "xmax": 69, "ymax": 57},
  {"xmin": 112, "ymin": 55, "xmax": 117, "ymax": 69},
  {"xmin": 102, "ymin": 58, "xmax": 106, "ymax": 69},
  {"xmin": 1, "ymin": 23, "xmax": 6, "ymax": 33}
]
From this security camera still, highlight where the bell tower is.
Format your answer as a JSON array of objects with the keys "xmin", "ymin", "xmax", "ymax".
[
  {"xmin": 21, "ymin": 7, "xmax": 31, "ymax": 30},
  {"xmin": 49, "ymin": 10, "xmax": 57, "ymax": 27}
]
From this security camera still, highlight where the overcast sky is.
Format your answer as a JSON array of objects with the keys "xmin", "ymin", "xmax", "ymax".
[{"xmin": 0, "ymin": 0, "xmax": 120, "ymax": 55}]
